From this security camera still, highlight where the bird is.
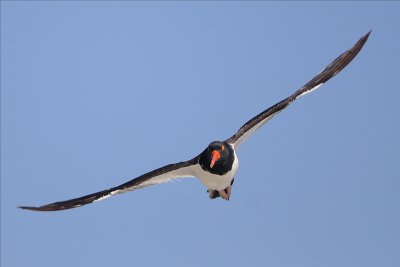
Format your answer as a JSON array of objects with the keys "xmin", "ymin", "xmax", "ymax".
[{"xmin": 19, "ymin": 31, "xmax": 370, "ymax": 211}]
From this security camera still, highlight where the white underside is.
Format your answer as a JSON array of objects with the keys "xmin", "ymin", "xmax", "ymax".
[{"xmin": 193, "ymin": 150, "xmax": 239, "ymax": 191}]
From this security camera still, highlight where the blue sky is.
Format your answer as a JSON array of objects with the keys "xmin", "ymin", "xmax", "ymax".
[{"xmin": 2, "ymin": 2, "xmax": 399, "ymax": 267}]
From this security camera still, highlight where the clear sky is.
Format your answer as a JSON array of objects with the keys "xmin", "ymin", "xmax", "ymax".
[{"xmin": 2, "ymin": 2, "xmax": 399, "ymax": 267}]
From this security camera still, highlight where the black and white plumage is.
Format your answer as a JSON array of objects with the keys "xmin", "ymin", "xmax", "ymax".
[{"xmin": 19, "ymin": 32, "xmax": 370, "ymax": 211}]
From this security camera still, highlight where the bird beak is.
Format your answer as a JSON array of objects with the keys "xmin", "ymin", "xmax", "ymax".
[{"xmin": 210, "ymin": 150, "xmax": 221, "ymax": 168}]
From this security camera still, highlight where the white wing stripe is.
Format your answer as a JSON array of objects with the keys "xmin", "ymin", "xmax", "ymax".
[{"xmin": 109, "ymin": 165, "xmax": 196, "ymax": 195}]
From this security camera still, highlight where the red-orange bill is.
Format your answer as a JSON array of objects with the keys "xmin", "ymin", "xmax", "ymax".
[{"xmin": 210, "ymin": 150, "xmax": 221, "ymax": 168}]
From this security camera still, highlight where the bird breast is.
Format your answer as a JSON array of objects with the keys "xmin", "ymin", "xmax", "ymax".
[{"xmin": 194, "ymin": 151, "xmax": 239, "ymax": 191}]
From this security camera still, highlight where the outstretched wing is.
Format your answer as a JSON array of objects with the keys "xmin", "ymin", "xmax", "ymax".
[
  {"xmin": 19, "ymin": 157, "xmax": 199, "ymax": 211},
  {"xmin": 226, "ymin": 31, "xmax": 371, "ymax": 149}
]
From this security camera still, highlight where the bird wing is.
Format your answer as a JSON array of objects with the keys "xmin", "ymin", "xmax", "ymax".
[
  {"xmin": 225, "ymin": 31, "xmax": 371, "ymax": 149},
  {"xmin": 19, "ymin": 157, "xmax": 199, "ymax": 211}
]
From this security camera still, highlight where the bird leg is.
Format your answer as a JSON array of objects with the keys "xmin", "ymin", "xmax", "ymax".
[
  {"xmin": 219, "ymin": 185, "xmax": 232, "ymax": 201},
  {"xmin": 225, "ymin": 185, "xmax": 232, "ymax": 197},
  {"xmin": 208, "ymin": 179, "xmax": 234, "ymax": 200},
  {"xmin": 220, "ymin": 178, "xmax": 234, "ymax": 200},
  {"xmin": 208, "ymin": 189, "xmax": 220, "ymax": 199}
]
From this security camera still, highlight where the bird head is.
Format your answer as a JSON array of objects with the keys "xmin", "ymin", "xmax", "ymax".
[
  {"xmin": 208, "ymin": 141, "xmax": 225, "ymax": 168},
  {"xmin": 199, "ymin": 141, "xmax": 234, "ymax": 175}
]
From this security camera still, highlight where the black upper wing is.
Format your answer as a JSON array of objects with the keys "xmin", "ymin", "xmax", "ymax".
[
  {"xmin": 19, "ymin": 157, "xmax": 199, "ymax": 211},
  {"xmin": 226, "ymin": 31, "xmax": 371, "ymax": 149}
]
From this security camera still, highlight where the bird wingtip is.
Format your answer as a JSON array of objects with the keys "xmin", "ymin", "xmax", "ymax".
[
  {"xmin": 18, "ymin": 205, "xmax": 40, "ymax": 211},
  {"xmin": 361, "ymin": 30, "xmax": 372, "ymax": 43}
]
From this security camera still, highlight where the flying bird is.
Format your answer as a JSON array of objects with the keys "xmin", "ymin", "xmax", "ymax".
[{"xmin": 20, "ymin": 32, "xmax": 370, "ymax": 211}]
